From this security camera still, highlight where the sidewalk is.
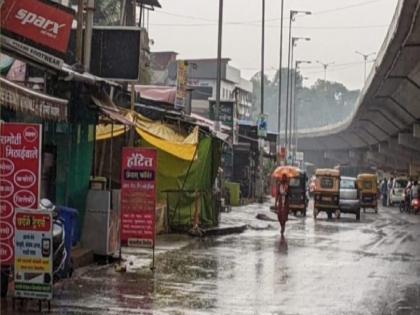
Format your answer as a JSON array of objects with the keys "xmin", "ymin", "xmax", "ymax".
[{"xmin": 73, "ymin": 202, "xmax": 276, "ymax": 273}]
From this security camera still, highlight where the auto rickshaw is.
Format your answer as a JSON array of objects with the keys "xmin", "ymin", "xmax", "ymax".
[
  {"xmin": 313, "ymin": 168, "xmax": 340, "ymax": 219},
  {"xmin": 272, "ymin": 166, "xmax": 308, "ymax": 216},
  {"xmin": 357, "ymin": 173, "xmax": 379, "ymax": 213}
]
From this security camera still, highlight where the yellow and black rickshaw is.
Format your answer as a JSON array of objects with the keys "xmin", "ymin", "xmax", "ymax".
[
  {"xmin": 313, "ymin": 168, "xmax": 340, "ymax": 219},
  {"xmin": 357, "ymin": 173, "xmax": 379, "ymax": 213}
]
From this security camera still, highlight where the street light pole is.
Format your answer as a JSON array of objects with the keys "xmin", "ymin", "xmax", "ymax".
[
  {"xmin": 293, "ymin": 60, "xmax": 311, "ymax": 161},
  {"xmin": 288, "ymin": 36, "xmax": 310, "ymax": 156},
  {"xmin": 257, "ymin": 0, "xmax": 266, "ymax": 203},
  {"xmin": 316, "ymin": 60, "xmax": 334, "ymax": 81},
  {"xmin": 261, "ymin": 0, "xmax": 265, "ymax": 115},
  {"xmin": 284, "ymin": 10, "xmax": 311, "ymax": 161},
  {"xmin": 355, "ymin": 51, "xmax": 375, "ymax": 83},
  {"xmin": 215, "ymin": 0, "xmax": 224, "ymax": 131},
  {"xmin": 284, "ymin": 10, "xmax": 293, "ymax": 153},
  {"xmin": 277, "ymin": 0, "xmax": 284, "ymax": 160}
]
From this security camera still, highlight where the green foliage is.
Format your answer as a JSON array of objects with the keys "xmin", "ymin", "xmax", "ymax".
[
  {"xmin": 251, "ymin": 70, "xmax": 360, "ymax": 131},
  {"xmin": 94, "ymin": 0, "xmax": 122, "ymax": 26}
]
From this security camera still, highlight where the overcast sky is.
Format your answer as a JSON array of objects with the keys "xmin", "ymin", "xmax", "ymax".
[{"xmin": 148, "ymin": 0, "xmax": 398, "ymax": 90}]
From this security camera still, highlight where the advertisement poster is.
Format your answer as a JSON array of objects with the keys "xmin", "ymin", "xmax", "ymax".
[
  {"xmin": 120, "ymin": 148, "xmax": 157, "ymax": 248},
  {"xmin": 0, "ymin": 123, "xmax": 42, "ymax": 266},
  {"xmin": 0, "ymin": 0, "xmax": 74, "ymax": 69},
  {"xmin": 175, "ymin": 60, "xmax": 189, "ymax": 110},
  {"xmin": 14, "ymin": 209, "xmax": 53, "ymax": 300},
  {"xmin": 0, "ymin": 0, "xmax": 74, "ymax": 55}
]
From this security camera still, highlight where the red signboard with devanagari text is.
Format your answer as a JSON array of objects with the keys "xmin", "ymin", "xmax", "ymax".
[
  {"xmin": 0, "ymin": 123, "xmax": 42, "ymax": 266},
  {"xmin": 120, "ymin": 147, "xmax": 157, "ymax": 248}
]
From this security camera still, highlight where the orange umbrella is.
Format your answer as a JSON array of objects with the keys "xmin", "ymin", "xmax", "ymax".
[{"xmin": 272, "ymin": 166, "xmax": 301, "ymax": 179}]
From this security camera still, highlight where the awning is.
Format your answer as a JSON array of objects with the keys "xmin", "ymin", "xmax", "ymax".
[
  {"xmin": 137, "ymin": 128, "xmax": 198, "ymax": 161},
  {"xmin": 91, "ymin": 94, "xmax": 135, "ymax": 126},
  {"xmin": 0, "ymin": 77, "xmax": 67, "ymax": 121},
  {"xmin": 132, "ymin": 85, "xmax": 176, "ymax": 105}
]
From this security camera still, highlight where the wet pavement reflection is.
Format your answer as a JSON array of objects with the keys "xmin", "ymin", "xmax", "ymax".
[{"xmin": 2, "ymin": 201, "xmax": 420, "ymax": 314}]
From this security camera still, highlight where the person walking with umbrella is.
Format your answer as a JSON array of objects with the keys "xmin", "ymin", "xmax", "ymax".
[{"xmin": 275, "ymin": 174, "xmax": 290, "ymax": 239}]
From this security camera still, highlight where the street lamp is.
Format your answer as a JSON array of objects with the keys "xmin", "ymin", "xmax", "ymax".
[
  {"xmin": 257, "ymin": 0, "xmax": 266, "ymax": 203},
  {"xmin": 284, "ymin": 9, "xmax": 311, "ymax": 157},
  {"xmin": 316, "ymin": 60, "xmax": 334, "ymax": 81},
  {"xmin": 355, "ymin": 50, "xmax": 375, "ymax": 83},
  {"xmin": 215, "ymin": 0, "xmax": 224, "ymax": 131},
  {"xmin": 288, "ymin": 36, "xmax": 310, "ymax": 153},
  {"xmin": 276, "ymin": 0, "xmax": 285, "ymax": 160},
  {"xmin": 292, "ymin": 60, "xmax": 311, "ymax": 161}
]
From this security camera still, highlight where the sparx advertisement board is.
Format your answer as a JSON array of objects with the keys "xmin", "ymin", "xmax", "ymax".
[{"xmin": 0, "ymin": 0, "xmax": 74, "ymax": 69}]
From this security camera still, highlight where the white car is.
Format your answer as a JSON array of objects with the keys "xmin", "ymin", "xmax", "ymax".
[{"xmin": 389, "ymin": 178, "xmax": 409, "ymax": 205}]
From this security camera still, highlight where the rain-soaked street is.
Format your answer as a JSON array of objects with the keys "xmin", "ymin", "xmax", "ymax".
[{"xmin": 3, "ymin": 201, "xmax": 420, "ymax": 315}]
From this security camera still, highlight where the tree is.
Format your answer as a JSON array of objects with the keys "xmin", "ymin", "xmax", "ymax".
[{"xmin": 251, "ymin": 71, "xmax": 360, "ymax": 131}]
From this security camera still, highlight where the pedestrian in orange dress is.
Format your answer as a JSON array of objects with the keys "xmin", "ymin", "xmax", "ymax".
[{"xmin": 275, "ymin": 174, "xmax": 290, "ymax": 239}]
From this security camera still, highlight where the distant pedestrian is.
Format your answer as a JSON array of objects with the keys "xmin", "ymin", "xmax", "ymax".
[
  {"xmin": 275, "ymin": 174, "xmax": 290, "ymax": 239},
  {"xmin": 381, "ymin": 178, "xmax": 388, "ymax": 207},
  {"xmin": 387, "ymin": 177, "xmax": 394, "ymax": 206}
]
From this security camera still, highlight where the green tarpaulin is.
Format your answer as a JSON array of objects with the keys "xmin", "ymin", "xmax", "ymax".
[{"xmin": 141, "ymin": 136, "xmax": 222, "ymax": 231}]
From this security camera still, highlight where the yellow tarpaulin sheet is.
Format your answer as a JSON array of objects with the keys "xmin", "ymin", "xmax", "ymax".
[
  {"xmin": 96, "ymin": 110, "xmax": 199, "ymax": 160},
  {"xmin": 137, "ymin": 127, "xmax": 198, "ymax": 161},
  {"xmin": 95, "ymin": 124, "xmax": 127, "ymax": 140}
]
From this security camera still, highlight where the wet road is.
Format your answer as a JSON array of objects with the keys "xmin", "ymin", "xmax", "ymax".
[{"xmin": 3, "ymin": 201, "xmax": 420, "ymax": 314}]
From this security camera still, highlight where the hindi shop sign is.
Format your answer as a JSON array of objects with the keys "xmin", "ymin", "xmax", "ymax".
[
  {"xmin": 121, "ymin": 148, "xmax": 157, "ymax": 248},
  {"xmin": 0, "ymin": 77, "xmax": 68, "ymax": 121},
  {"xmin": 0, "ymin": 123, "xmax": 42, "ymax": 266},
  {"xmin": 14, "ymin": 209, "xmax": 53, "ymax": 300}
]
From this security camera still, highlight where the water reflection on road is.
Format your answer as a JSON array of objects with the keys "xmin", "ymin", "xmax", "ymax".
[{"xmin": 4, "ymin": 202, "xmax": 420, "ymax": 314}]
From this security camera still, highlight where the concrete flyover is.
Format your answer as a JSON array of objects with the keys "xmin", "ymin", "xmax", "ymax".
[{"xmin": 297, "ymin": 0, "xmax": 420, "ymax": 174}]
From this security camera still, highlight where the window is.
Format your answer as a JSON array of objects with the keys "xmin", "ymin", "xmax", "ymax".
[
  {"xmin": 320, "ymin": 177, "xmax": 334, "ymax": 189},
  {"xmin": 394, "ymin": 180, "xmax": 408, "ymax": 189},
  {"xmin": 362, "ymin": 181, "xmax": 373, "ymax": 190},
  {"xmin": 340, "ymin": 179, "xmax": 356, "ymax": 189},
  {"xmin": 289, "ymin": 178, "xmax": 301, "ymax": 187}
]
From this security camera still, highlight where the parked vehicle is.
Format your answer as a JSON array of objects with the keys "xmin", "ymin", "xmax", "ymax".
[
  {"xmin": 357, "ymin": 173, "xmax": 378, "ymax": 213},
  {"xmin": 288, "ymin": 170, "xmax": 308, "ymax": 216},
  {"xmin": 1, "ymin": 199, "xmax": 73, "ymax": 298},
  {"xmin": 389, "ymin": 177, "xmax": 408, "ymax": 206},
  {"xmin": 339, "ymin": 177, "xmax": 361, "ymax": 220},
  {"xmin": 313, "ymin": 168, "xmax": 340, "ymax": 219}
]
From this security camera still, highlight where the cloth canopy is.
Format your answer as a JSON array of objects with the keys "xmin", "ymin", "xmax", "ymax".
[{"xmin": 96, "ymin": 111, "xmax": 199, "ymax": 160}]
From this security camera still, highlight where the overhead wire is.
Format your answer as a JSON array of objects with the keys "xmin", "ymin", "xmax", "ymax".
[{"xmin": 152, "ymin": 0, "xmax": 388, "ymax": 26}]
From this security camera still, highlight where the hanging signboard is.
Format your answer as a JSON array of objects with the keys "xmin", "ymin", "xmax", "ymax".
[
  {"xmin": 120, "ymin": 148, "xmax": 157, "ymax": 248},
  {"xmin": 209, "ymin": 100, "xmax": 234, "ymax": 126},
  {"xmin": 174, "ymin": 60, "xmax": 189, "ymax": 110},
  {"xmin": 0, "ymin": 77, "xmax": 68, "ymax": 121},
  {"xmin": 0, "ymin": 123, "xmax": 42, "ymax": 266},
  {"xmin": 0, "ymin": 0, "xmax": 74, "ymax": 69},
  {"xmin": 14, "ymin": 209, "xmax": 53, "ymax": 300}
]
